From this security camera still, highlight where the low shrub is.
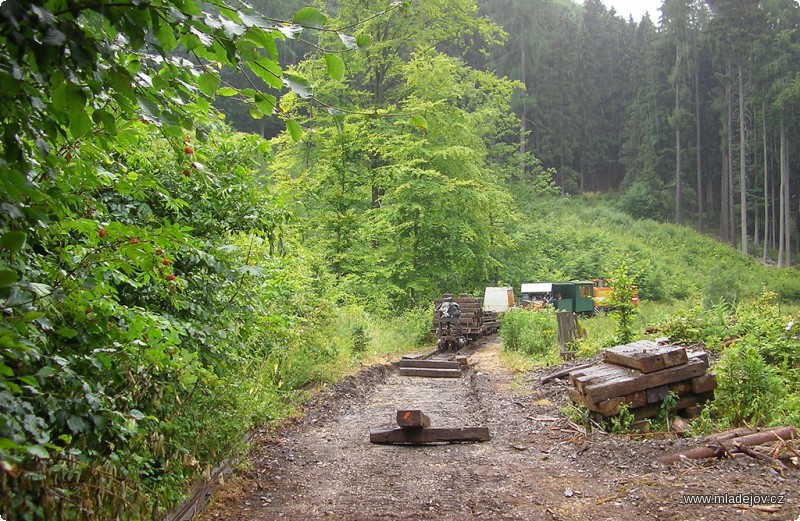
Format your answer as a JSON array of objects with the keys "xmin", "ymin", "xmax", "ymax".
[
  {"xmin": 500, "ymin": 308, "xmax": 560, "ymax": 364},
  {"xmin": 714, "ymin": 342, "xmax": 787, "ymax": 426}
]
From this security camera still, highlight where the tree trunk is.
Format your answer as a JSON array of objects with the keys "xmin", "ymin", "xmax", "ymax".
[
  {"xmin": 675, "ymin": 79, "xmax": 683, "ymax": 224},
  {"xmin": 738, "ymin": 64, "xmax": 748, "ymax": 256},
  {"xmin": 726, "ymin": 63, "xmax": 736, "ymax": 248},
  {"xmin": 721, "ymin": 142, "xmax": 730, "ymax": 241},
  {"xmin": 778, "ymin": 113, "xmax": 787, "ymax": 267},
  {"xmin": 763, "ymin": 101, "xmax": 769, "ymax": 263},
  {"xmin": 695, "ymin": 59, "xmax": 703, "ymax": 232},
  {"xmin": 520, "ymin": 42, "xmax": 527, "ymax": 181},
  {"xmin": 784, "ymin": 117, "xmax": 792, "ymax": 266}
]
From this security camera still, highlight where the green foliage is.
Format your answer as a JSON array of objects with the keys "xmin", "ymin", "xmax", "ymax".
[
  {"xmin": 656, "ymin": 298, "xmax": 732, "ymax": 349},
  {"xmin": 688, "ymin": 407, "xmax": 728, "ymax": 437},
  {"xmin": 272, "ymin": 46, "xmax": 522, "ymax": 307},
  {"xmin": 352, "ymin": 325, "xmax": 369, "ymax": 354},
  {"xmin": 560, "ymin": 401, "xmax": 594, "ymax": 433},
  {"xmin": 609, "ymin": 404, "xmax": 636, "ymax": 435},
  {"xmin": 703, "ymin": 269, "xmax": 743, "ymax": 307},
  {"xmin": 655, "ymin": 290, "xmax": 799, "ymax": 429},
  {"xmin": 499, "ymin": 308, "xmax": 559, "ymax": 363},
  {"xmin": 606, "ymin": 261, "xmax": 640, "ymax": 344},
  {"xmin": 715, "ymin": 343, "xmax": 787, "ymax": 426},
  {"xmin": 500, "ymin": 195, "xmax": 800, "ymax": 304}
]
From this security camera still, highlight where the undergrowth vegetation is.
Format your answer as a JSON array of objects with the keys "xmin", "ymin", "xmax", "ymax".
[
  {"xmin": 658, "ymin": 291, "xmax": 800, "ymax": 430},
  {"xmin": 499, "ymin": 308, "xmax": 560, "ymax": 365}
]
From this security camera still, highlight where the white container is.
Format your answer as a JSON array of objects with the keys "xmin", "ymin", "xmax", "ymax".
[{"xmin": 483, "ymin": 287, "xmax": 515, "ymax": 313}]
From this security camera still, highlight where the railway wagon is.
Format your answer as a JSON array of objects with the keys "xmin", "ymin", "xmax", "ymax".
[
  {"xmin": 432, "ymin": 294, "xmax": 499, "ymax": 350},
  {"xmin": 551, "ymin": 280, "xmax": 640, "ymax": 314}
]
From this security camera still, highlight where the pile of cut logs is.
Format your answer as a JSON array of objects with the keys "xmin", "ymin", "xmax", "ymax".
[{"xmin": 568, "ymin": 340, "xmax": 716, "ymax": 422}]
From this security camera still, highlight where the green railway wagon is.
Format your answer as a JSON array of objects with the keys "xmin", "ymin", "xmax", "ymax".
[{"xmin": 551, "ymin": 281, "xmax": 595, "ymax": 314}]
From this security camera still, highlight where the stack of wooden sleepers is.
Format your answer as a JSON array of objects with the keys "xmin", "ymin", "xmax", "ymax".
[
  {"xmin": 568, "ymin": 340, "xmax": 717, "ymax": 422},
  {"xmin": 431, "ymin": 294, "xmax": 499, "ymax": 338}
]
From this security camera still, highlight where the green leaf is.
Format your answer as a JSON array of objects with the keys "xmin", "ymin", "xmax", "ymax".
[
  {"xmin": 284, "ymin": 74, "xmax": 312, "ymax": 99},
  {"xmin": 216, "ymin": 87, "xmax": 238, "ymax": 97},
  {"xmin": 36, "ymin": 367, "xmax": 56, "ymax": 378},
  {"xmin": 254, "ymin": 93, "xmax": 276, "ymax": 115},
  {"xmin": 325, "ymin": 54, "xmax": 345, "ymax": 81},
  {"xmin": 96, "ymin": 110, "xmax": 117, "ymax": 136},
  {"xmin": 249, "ymin": 105, "xmax": 264, "ymax": 120},
  {"xmin": 0, "ymin": 269, "xmax": 19, "ymax": 288},
  {"xmin": 0, "ymin": 231, "xmax": 26, "ymax": 252},
  {"xmin": 153, "ymin": 14, "xmax": 178, "ymax": 51},
  {"xmin": 129, "ymin": 409, "xmax": 145, "ymax": 420},
  {"xmin": 250, "ymin": 56, "xmax": 283, "ymax": 90},
  {"xmin": 28, "ymin": 283, "xmax": 52, "ymax": 296},
  {"xmin": 292, "ymin": 7, "xmax": 327, "ymax": 29},
  {"xmin": 0, "ymin": 364, "xmax": 13, "ymax": 377},
  {"xmin": 23, "ymin": 311, "xmax": 46, "ymax": 322},
  {"xmin": 56, "ymin": 327, "xmax": 78, "ymax": 339},
  {"xmin": 27, "ymin": 445, "xmax": 49, "ymax": 459},
  {"xmin": 411, "ymin": 115, "xmax": 428, "ymax": 131},
  {"xmin": 241, "ymin": 27, "xmax": 278, "ymax": 59},
  {"xmin": 328, "ymin": 106, "xmax": 345, "ymax": 131},
  {"xmin": 69, "ymin": 108, "xmax": 92, "ymax": 138},
  {"xmin": 286, "ymin": 119, "xmax": 303, "ymax": 141},
  {"xmin": 197, "ymin": 72, "xmax": 220, "ymax": 97},
  {"xmin": 356, "ymin": 34, "xmax": 372, "ymax": 48},
  {"xmin": 67, "ymin": 416, "xmax": 88, "ymax": 433}
]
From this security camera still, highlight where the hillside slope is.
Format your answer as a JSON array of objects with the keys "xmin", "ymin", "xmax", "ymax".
[{"xmin": 501, "ymin": 193, "xmax": 800, "ymax": 302}]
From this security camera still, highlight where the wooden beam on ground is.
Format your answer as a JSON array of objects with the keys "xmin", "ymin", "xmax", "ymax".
[
  {"xmin": 603, "ymin": 341, "xmax": 688, "ymax": 373},
  {"xmin": 398, "ymin": 360, "xmax": 462, "ymax": 370},
  {"xmin": 541, "ymin": 362, "xmax": 595, "ymax": 384},
  {"xmin": 568, "ymin": 387, "xmax": 647, "ymax": 416},
  {"xmin": 399, "ymin": 367, "xmax": 462, "ymax": 378},
  {"xmin": 658, "ymin": 426, "xmax": 797, "ymax": 465},
  {"xmin": 396, "ymin": 410, "xmax": 431, "ymax": 429},
  {"xmin": 369, "ymin": 426, "xmax": 490, "ymax": 445}
]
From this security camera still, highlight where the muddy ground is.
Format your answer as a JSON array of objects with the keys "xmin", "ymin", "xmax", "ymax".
[{"xmin": 200, "ymin": 338, "xmax": 800, "ymax": 521}]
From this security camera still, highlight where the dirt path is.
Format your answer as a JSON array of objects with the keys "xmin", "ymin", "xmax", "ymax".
[{"xmin": 201, "ymin": 340, "xmax": 800, "ymax": 521}]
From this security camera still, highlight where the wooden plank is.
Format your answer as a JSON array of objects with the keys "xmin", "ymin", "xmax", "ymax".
[
  {"xmin": 399, "ymin": 359, "xmax": 462, "ymax": 369},
  {"xmin": 369, "ymin": 427, "xmax": 491, "ymax": 445},
  {"xmin": 669, "ymin": 380, "xmax": 693, "ymax": 395},
  {"xmin": 598, "ymin": 390, "xmax": 648, "ymax": 415},
  {"xmin": 396, "ymin": 410, "xmax": 431, "ymax": 429},
  {"xmin": 568, "ymin": 387, "xmax": 647, "ymax": 415},
  {"xmin": 603, "ymin": 341, "xmax": 688, "ymax": 373},
  {"xmin": 646, "ymin": 384, "xmax": 670, "ymax": 404},
  {"xmin": 691, "ymin": 373, "xmax": 718, "ymax": 394},
  {"xmin": 399, "ymin": 367, "xmax": 462, "ymax": 378},
  {"xmin": 687, "ymin": 350, "xmax": 709, "ymax": 365},
  {"xmin": 570, "ymin": 365, "xmax": 629, "ymax": 393},
  {"xmin": 581, "ymin": 357, "xmax": 709, "ymax": 403}
]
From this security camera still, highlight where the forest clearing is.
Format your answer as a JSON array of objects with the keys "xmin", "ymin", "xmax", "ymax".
[
  {"xmin": 200, "ymin": 339, "xmax": 799, "ymax": 521},
  {"xmin": 2, "ymin": 0, "xmax": 800, "ymax": 519}
]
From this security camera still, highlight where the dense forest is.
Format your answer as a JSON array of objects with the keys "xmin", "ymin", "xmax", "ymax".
[
  {"xmin": 0, "ymin": 0, "xmax": 799, "ymax": 519},
  {"xmin": 220, "ymin": 0, "xmax": 800, "ymax": 266}
]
